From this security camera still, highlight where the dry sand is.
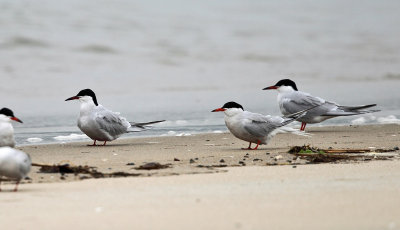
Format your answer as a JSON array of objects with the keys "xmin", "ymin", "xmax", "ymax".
[{"xmin": 1, "ymin": 124, "xmax": 400, "ymax": 229}]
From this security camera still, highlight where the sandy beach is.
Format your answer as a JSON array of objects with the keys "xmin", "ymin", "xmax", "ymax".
[{"xmin": 1, "ymin": 124, "xmax": 400, "ymax": 229}]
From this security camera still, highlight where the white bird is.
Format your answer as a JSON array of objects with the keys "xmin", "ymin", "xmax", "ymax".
[
  {"xmin": 66, "ymin": 89, "xmax": 165, "ymax": 146},
  {"xmin": 0, "ymin": 108, "xmax": 23, "ymax": 148},
  {"xmin": 0, "ymin": 147, "xmax": 31, "ymax": 192},
  {"xmin": 263, "ymin": 79, "xmax": 379, "ymax": 131},
  {"xmin": 211, "ymin": 101, "xmax": 313, "ymax": 150}
]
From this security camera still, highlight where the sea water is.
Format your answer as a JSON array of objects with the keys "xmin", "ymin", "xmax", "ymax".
[{"xmin": 1, "ymin": 0, "xmax": 399, "ymax": 145}]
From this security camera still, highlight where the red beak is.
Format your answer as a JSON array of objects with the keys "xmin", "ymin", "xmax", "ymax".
[
  {"xmin": 211, "ymin": 108, "xmax": 226, "ymax": 112},
  {"xmin": 11, "ymin": 117, "xmax": 23, "ymax": 123},
  {"xmin": 65, "ymin": 96, "xmax": 80, "ymax": 101},
  {"xmin": 262, "ymin": 86, "xmax": 278, "ymax": 90}
]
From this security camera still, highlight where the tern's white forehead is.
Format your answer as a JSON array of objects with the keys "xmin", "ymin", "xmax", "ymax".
[{"xmin": 224, "ymin": 108, "xmax": 243, "ymax": 116}]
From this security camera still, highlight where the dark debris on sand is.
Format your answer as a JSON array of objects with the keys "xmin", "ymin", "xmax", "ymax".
[
  {"xmin": 135, "ymin": 162, "xmax": 171, "ymax": 170},
  {"xmin": 32, "ymin": 163, "xmax": 141, "ymax": 180},
  {"xmin": 288, "ymin": 145, "xmax": 400, "ymax": 163}
]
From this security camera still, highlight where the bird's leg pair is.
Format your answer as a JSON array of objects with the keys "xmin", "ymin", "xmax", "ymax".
[
  {"xmin": 87, "ymin": 140, "xmax": 107, "ymax": 146},
  {"xmin": 300, "ymin": 122, "xmax": 307, "ymax": 131},
  {"xmin": 242, "ymin": 140, "xmax": 261, "ymax": 150},
  {"xmin": 0, "ymin": 180, "xmax": 20, "ymax": 192}
]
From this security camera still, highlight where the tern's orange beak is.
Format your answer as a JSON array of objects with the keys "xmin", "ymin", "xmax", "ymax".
[
  {"xmin": 262, "ymin": 86, "xmax": 278, "ymax": 90},
  {"xmin": 11, "ymin": 117, "xmax": 23, "ymax": 123},
  {"xmin": 65, "ymin": 96, "xmax": 80, "ymax": 101},
  {"xmin": 211, "ymin": 108, "xmax": 226, "ymax": 112}
]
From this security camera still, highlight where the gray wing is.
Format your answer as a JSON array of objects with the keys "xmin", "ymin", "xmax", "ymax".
[
  {"xmin": 18, "ymin": 152, "xmax": 31, "ymax": 178},
  {"xmin": 95, "ymin": 106, "xmax": 130, "ymax": 137},
  {"xmin": 280, "ymin": 91, "xmax": 337, "ymax": 116},
  {"xmin": 242, "ymin": 112, "xmax": 285, "ymax": 137}
]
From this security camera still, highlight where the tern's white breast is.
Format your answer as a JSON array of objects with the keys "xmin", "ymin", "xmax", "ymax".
[{"xmin": 0, "ymin": 122, "xmax": 15, "ymax": 147}]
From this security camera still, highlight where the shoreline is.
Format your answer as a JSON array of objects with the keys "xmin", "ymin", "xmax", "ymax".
[
  {"xmin": 15, "ymin": 122, "xmax": 400, "ymax": 147},
  {"xmin": 16, "ymin": 121, "xmax": 399, "ymax": 147},
  {"xmin": 8, "ymin": 123, "xmax": 399, "ymax": 184}
]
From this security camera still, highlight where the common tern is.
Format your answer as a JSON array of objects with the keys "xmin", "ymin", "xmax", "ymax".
[
  {"xmin": 212, "ymin": 101, "xmax": 313, "ymax": 150},
  {"xmin": 66, "ymin": 89, "xmax": 165, "ymax": 146},
  {"xmin": 263, "ymin": 79, "xmax": 379, "ymax": 131},
  {"xmin": 0, "ymin": 108, "xmax": 23, "ymax": 148},
  {"xmin": 0, "ymin": 147, "xmax": 31, "ymax": 192}
]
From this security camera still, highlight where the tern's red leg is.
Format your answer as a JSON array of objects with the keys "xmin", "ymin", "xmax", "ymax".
[
  {"xmin": 87, "ymin": 140, "xmax": 97, "ymax": 146},
  {"xmin": 252, "ymin": 140, "xmax": 261, "ymax": 150},
  {"xmin": 103, "ymin": 141, "xmax": 107, "ymax": 146},
  {"xmin": 300, "ymin": 122, "xmax": 307, "ymax": 131},
  {"xmin": 241, "ymin": 142, "xmax": 252, "ymax": 150},
  {"xmin": 13, "ymin": 181, "xmax": 19, "ymax": 192}
]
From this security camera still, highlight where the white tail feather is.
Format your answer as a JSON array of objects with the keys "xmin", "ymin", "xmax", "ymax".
[{"xmin": 271, "ymin": 126, "xmax": 311, "ymax": 137}]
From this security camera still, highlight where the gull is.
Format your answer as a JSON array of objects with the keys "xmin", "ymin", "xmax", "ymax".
[
  {"xmin": 0, "ymin": 108, "xmax": 23, "ymax": 147},
  {"xmin": 263, "ymin": 79, "xmax": 379, "ymax": 131},
  {"xmin": 66, "ymin": 89, "xmax": 165, "ymax": 146},
  {"xmin": 0, "ymin": 147, "xmax": 31, "ymax": 192},
  {"xmin": 211, "ymin": 101, "xmax": 314, "ymax": 150}
]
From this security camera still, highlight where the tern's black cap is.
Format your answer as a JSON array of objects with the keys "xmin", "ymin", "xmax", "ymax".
[
  {"xmin": 0, "ymin": 108, "xmax": 15, "ymax": 117},
  {"xmin": 76, "ymin": 89, "xmax": 98, "ymax": 106},
  {"xmin": 222, "ymin": 102, "xmax": 244, "ymax": 110},
  {"xmin": 274, "ymin": 79, "xmax": 298, "ymax": 91}
]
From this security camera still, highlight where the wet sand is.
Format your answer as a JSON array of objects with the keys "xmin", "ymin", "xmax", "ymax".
[{"xmin": 1, "ymin": 124, "xmax": 400, "ymax": 229}]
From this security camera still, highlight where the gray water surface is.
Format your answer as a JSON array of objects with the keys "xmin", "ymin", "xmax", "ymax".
[{"xmin": 1, "ymin": 0, "xmax": 399, "ymax": 145}]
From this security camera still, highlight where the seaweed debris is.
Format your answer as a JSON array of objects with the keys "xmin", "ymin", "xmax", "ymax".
[
  {"xmin": 135, "ymin": 162, "xmax": 171, "ymax": 170},
  {"xmin": 32, "ymin": 163, "xmax": 140, "ymax": 179},
  {"xmin": 288, "ymin": 145, "xmax": 399, "ymax": 163}
]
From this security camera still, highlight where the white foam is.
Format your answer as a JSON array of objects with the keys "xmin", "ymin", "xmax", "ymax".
[
  {"xmin": 351, "ymin": 117, "xmax": 366, "ymax": 125},
  {"xmin": 26, "ymin": 137, "xmax": 43, "ymax": 143},
  {"xmin": 213, "ymin": 130, "xmax": 223, "ymax": 134},
  {"xmin": 176, "ymin": 133, "xmax": 192, "ymax": 137},
  {"xmin": 161, "ymin": 130, "xmax": 192, "ymax": 137},
  {"xmin": 377, "ymin": 115, "xmax": 400, "ymax": 124},
  {"xmin": 166, "ymin": 131, "xmax": 177, "ymax": 135},
  {"xmin": 53, "ymin": 133, "xmax": 89, "ymax": 141}
]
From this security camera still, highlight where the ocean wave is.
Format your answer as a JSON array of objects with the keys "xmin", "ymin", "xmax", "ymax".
[
  {"xmin": 26, "ymin": 137, "xmax": 43, "ymax": 143},
  {"xmin": 351, "ymin": 117, "xmax": 367, "ymax": 125},
  {"xmin": 78, "ymin": 45, "xmax": 117, "ymax": 54},
  {"xmin": 351, "ymin": 115, "xmax": 400, "ymax": 125},
  {"xmin": 383, "ymin": 73, "xmax": 400, "ymax": 80},
  {"xmin": 53, "ymin": 134, "xmax": 89, "ymax": 141},
  {"xmin": 161, "ymin": 131, "xmax": 192, "ymax": 136},
  {"xmin": 377, "ymin": 115, "xmax": 400, "ymax": 124},
  {"xmin": 1, "ymin": 36, "xmax": 50, "ymax": 48}
]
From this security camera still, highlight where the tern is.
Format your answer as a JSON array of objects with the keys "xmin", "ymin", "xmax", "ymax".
[
  {"xmin": 0, "ymin": 108, "xmax": 23, "ymax": 148},
  {"xmin": 212, "ymin": 101, "xmax": 314, "ymax": 150},
  {"xmin": 263, "ymin": 79, "xmax": 379, "ymax": 131},
  {"xmin": 0, "ymin": 147, "xmax": 31, "ymax": 192},
  {"xmin": 66, "ymin": 89, "xmax": 165, "ymax": 146}
]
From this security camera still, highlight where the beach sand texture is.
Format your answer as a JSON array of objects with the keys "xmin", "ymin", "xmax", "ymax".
[{"xmin": 0, "ymin": 124, "xmax": 399, "ymax": 229}]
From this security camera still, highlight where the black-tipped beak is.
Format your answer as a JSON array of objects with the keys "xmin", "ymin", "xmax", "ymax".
[
  {"xmin": 212, "ymin": 108, "xmax": 226, "ymax": 112},
  {"xmin": 11, "ymin": 117, "xmax": 23, "ymax": 123},
  {"xmin": 262, "ymin": 85, "xmax": 278, "ymax": 90},
  {"xmin": 65, "ymin": 96, "xmax": 80, "ymax": 101}
]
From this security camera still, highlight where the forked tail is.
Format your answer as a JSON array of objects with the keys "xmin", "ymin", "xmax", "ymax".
[{"xmin": 129, "ymin": 120, "xmax": 165, "ymax": 132}]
